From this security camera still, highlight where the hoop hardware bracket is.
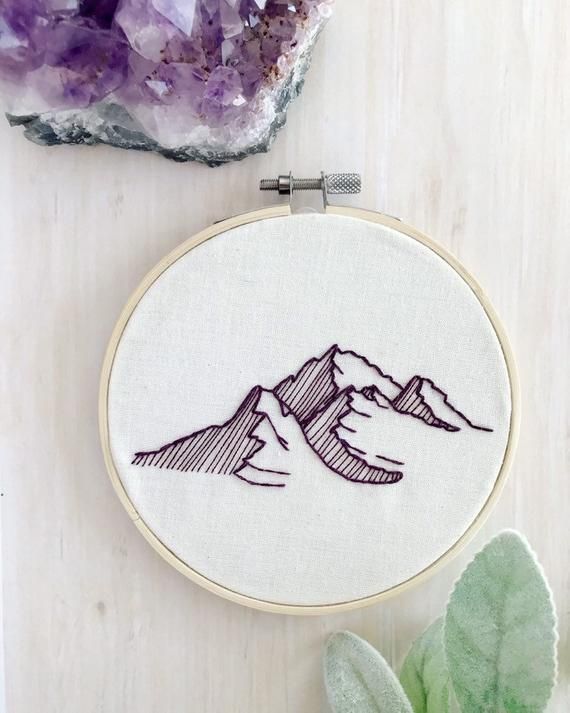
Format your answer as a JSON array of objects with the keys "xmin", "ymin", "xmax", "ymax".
[{"xmin": 260, "ymin": 172, "xmax": 361, "ymax": 211}]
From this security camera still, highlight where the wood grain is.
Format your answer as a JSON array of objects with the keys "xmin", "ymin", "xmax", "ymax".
[{"xmin": 1, "ymin": 1, "xmax": 568, "ymax": 710}]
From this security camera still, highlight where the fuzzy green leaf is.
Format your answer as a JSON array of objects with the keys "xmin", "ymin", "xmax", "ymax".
[
  {"xmin": 324, "ymin": 631, "xmax": 413, "ymax": 713},
  {"xmin": 444, "ymin": 531, "xmax": 557, "ymax": 712},
  {"xmin": 400, "ymin": 618, "xmax": 457, "ymax": 713}
]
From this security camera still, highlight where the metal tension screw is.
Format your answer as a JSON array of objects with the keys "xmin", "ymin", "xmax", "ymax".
[{"xmin": 259, "ymin": 172, "xmax": 362, "ymax": 197}]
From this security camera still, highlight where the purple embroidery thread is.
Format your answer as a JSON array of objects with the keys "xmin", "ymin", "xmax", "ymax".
[{"xmin": 133, "ymin": 344, "xmax": 493, "ymax": 487}]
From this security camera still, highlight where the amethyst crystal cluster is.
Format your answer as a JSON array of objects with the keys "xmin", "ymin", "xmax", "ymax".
[{"xmin": 0, "ymin": 0, "xmax": 332, "ymax": 164}]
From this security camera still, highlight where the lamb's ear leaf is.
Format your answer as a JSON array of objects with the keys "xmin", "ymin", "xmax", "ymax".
[
  {"xmin": 444, "ymin": 531, "xmax": 557, "ymax": 713},
  {"xmin": 399, "ymin": 618, "xmax": 456, "ymax": 713},
  {"xmin": 324, "ymin": 631, "xmax": 413, "ymax": 713}
]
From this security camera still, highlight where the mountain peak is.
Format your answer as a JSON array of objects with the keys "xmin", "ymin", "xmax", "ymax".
[
  {"xmin": 133, "ymin": 344, "xmax": 492, "ymax": 487},
  {"xmin": 324, "ymin": 343, "xmax": 341, "ymax": 357},
  {"xmin": 331, "ymin": 347, "xmax": 402, "ymax": 401},
  {"xmin": 393, "ymin": 376, "xmax": 492, "ymax": 432}
]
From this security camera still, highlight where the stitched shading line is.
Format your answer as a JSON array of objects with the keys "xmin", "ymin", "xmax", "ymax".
[{"xmin": 132, "ymin": 344, "xmax": 493, "ymax": 487}]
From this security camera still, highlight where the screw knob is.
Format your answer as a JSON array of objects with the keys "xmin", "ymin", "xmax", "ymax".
[
  {"xmin": 325, "ymin": 173, "xmax": 361, "ymax": 195},
  {"xmin": 259, "ymin": 172, "xmax": 361, "ymax": 197}
]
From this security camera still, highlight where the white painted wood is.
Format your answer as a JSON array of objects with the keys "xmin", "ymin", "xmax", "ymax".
[{"xmin": 1, "ymin": 1, "xmax": 568, "ymax": 710}]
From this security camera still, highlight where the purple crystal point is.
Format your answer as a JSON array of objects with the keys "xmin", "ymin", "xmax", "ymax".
[
  {"xmin": 219, "ymin": 1, "xmax": 243, "ymax": 39},
  {"xmin": 0, "ymin": 0, "xmax": 333, "ymax": 164},
  {"xmin": 151, "ymin": 0, "xmax": 197, "ymax": 36},
  {"xmin": 39, "ymin": 20, "xmax": 127, "ymax": 108}
]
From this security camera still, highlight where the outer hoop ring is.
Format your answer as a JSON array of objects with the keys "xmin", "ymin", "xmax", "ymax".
[{"xmin": 99, "ymin": 205, "xmax": 520, "ymax": 615}]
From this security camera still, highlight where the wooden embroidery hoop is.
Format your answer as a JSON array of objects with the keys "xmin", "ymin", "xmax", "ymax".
[{"xmin": 99, "ymin": 205, "xmax": 520, "ymax": 615}]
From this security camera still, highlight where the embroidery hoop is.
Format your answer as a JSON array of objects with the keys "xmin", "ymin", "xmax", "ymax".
[{"xmin": 99, "ymin": 203, "xmax": 520, "ymax": 615}]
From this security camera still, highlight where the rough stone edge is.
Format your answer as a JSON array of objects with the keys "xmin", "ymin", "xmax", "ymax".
[{"xmin": 4, "ymin": 15, "xmax": 328, "ymax": 167}]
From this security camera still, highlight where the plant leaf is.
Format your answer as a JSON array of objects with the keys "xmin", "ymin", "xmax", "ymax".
[
  {"xmin": 400, "ymin": 618, "xmax": 457, "ymax": 713},
  {"xmin": 324, "ymin": 631, "xmax": 413, "ymax": 713},
  {"xmin": 444, "ymin": 531, "xmax": 557, "ymax": 712}
]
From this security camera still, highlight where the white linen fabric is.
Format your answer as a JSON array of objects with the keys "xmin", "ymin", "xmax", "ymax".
[{"xmin": 107, "ymin": 213, "xmax": 512, "ymax": 606}]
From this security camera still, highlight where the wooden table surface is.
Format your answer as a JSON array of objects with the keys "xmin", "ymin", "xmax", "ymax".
[{"xmin": 1, "ymin": 2, "xmax": 568, "ymax": 711}]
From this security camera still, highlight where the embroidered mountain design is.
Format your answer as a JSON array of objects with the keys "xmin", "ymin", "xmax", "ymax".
[{"xmin": 133, "ymin": 345, "xmax": 492, "ymax": 487}]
